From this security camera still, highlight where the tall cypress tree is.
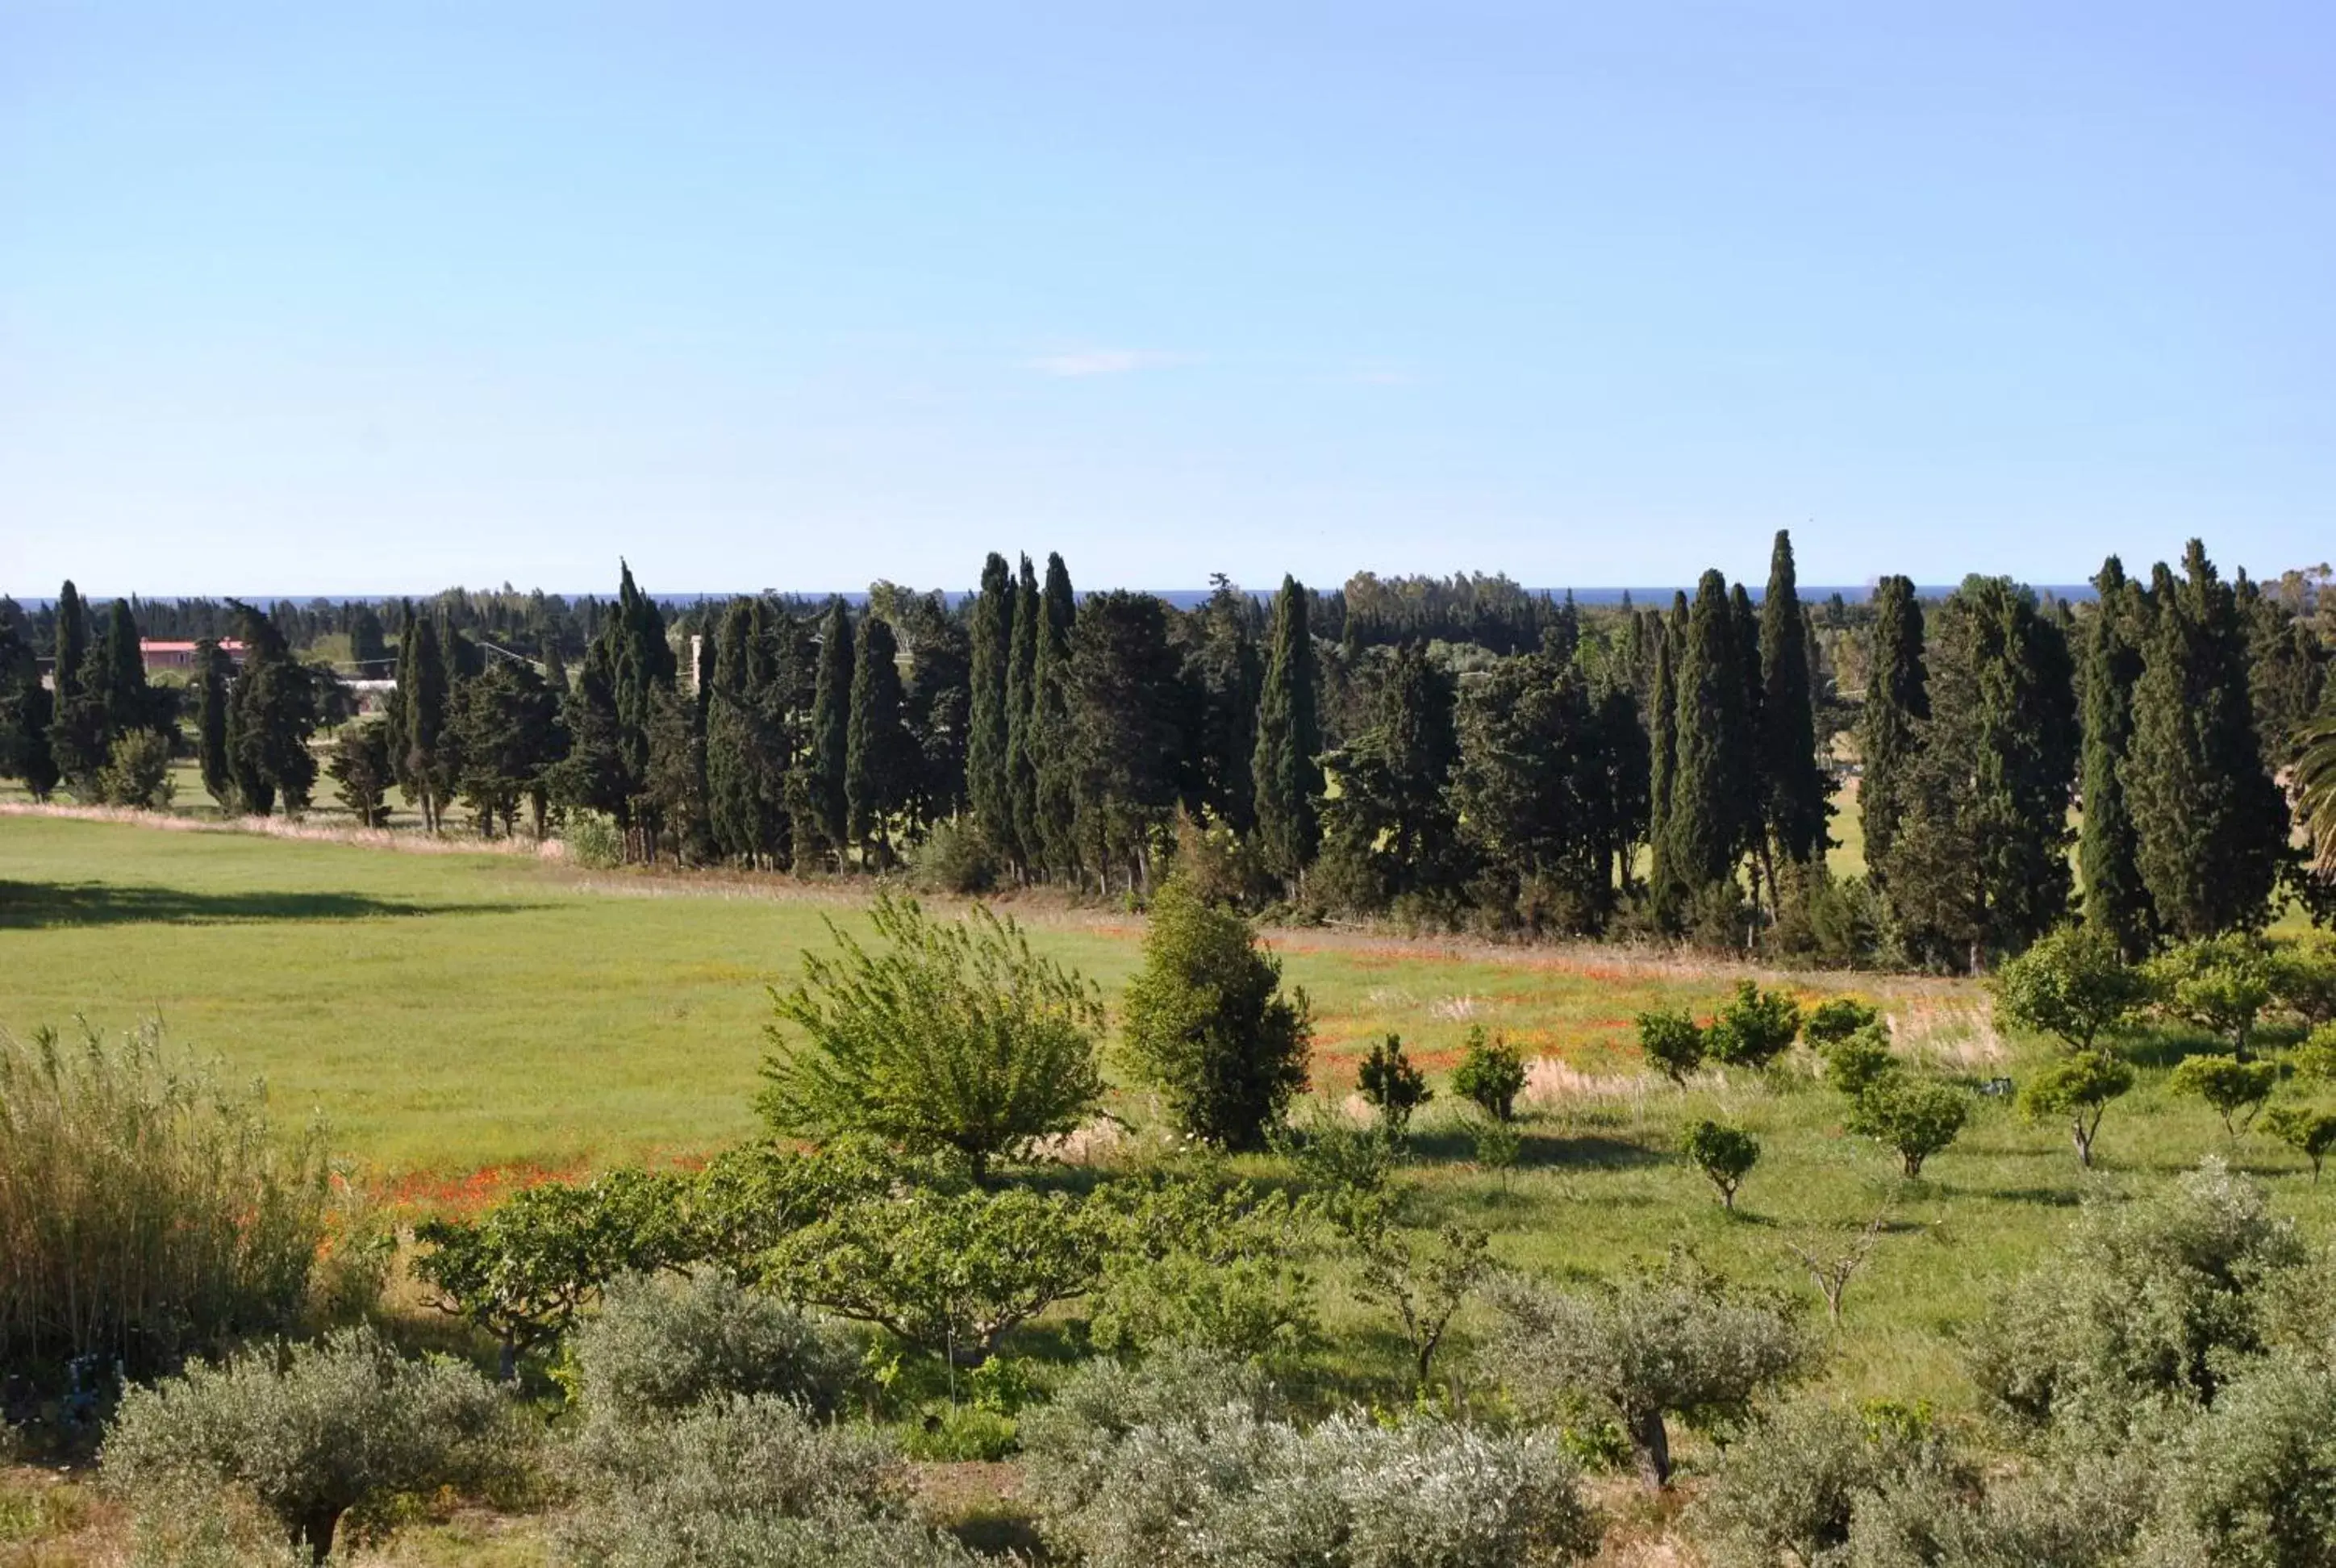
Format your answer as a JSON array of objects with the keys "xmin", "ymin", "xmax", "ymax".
[
  {"xmin": 2078, "ymin": 557, "xmax": 2155, "ymax": 957},
  {"xmin": 1005, "ymin": 555, "xmax": 1041, "ymax": 874},
  {"xmin": 2127, "ymin": 541, "xmax": 2287, "ymax": 937},
  {"xmin": 1647, "ymin": 624, "xmax": 1679, "ymax": 905},
  {"xmin": 1030, "ymin": 553, "xmax": 1080, "ymax": 879},
  {"xmin": 1859, "ymin": 576, "xmax": 1926, "ymax": 888},
  {"xmin": 95, "ymin": 600, "xmax": 154, "ymax": 739},
  {"xmin": 52, "ymin": 581, "xmax": 89, "ymax": 715},
  {"xmin": 1662, "ymin": 570, "xmax": 1754, "ymax": 899},
  {"xmin": 194, "ymin": 639, "xmax": 235, "ymax": 811},
  {"xmin": 845, "ymin": 613, "xmax": 910, "ymax": 867},
  {"xmin": 966, "ymin": 553, "xmax": 1015, "ymax": 850},
  {"xmin": 398, "ymin": 617, "xmax": 450, "ymax": 830},
  {"xmin": 1758, "ymin": 530, "xmax": 1826, "ymax": 865},
  {"xmin": 0, "ymin": 620, "xmax": 58, "ymax": 801},
  {"xmin": 1251, "ymin": 576, "xmax": 1323, "ymax": 889},
  {"xmin": 223, "ymin": 601, "xmax": 321, "ymax": 817},
  {"xmin": 705, "ymin": 599, "xmax": 760, "ymax": 863},
  {"xmin": 805, "ymin": 598, "xmax": 854, "ymax": 867}
]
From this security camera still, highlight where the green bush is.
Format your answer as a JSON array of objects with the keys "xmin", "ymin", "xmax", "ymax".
[
  {"xmin": 2138, "ymin": 1349, "xmax": 2336, "ymax": 1568},
  {"xmin": 0, "ymin": 1022, "xmax": 328, "ymax": 1374},
  {"xmin": 2019, "ymin": 1050, "xmax": 2136, "ymax": 1169},
  {"xmin": 1845, "ymin": 1075, "xmax": 1969, "ymax": 1178},
  {"xmin": 97, "ymin": 730, "xmax": 176, "ymax": 810},
  {"xmin": 1683, "ymin": 1119, "xmax": 1761, "ymax": 1210},
  {"xmin": 2169, "ymin": 1053, "xmax": 2279, "ymax": 1136},
  {"xmin": 556, "ymin": 1393, "xmax": 975, "ymax": 1568},
  {"xmin": 1357, "ymin": 1033, "xmax": 1432, "ymax": 1136},
  {"xmin": 564, "ymin": 811, "xmax": 625, "ymax": 869},
  {"xmin": 900, "ymin": 1403, "xmax": 1018, "ymax": 1462},
  {"xmin": 1087, "ymin": 1174, "xmax": 1320, "ymax": 1372},
  {"xmin": 1452, "ymin": 1026, "xmax": 1528, "ymax": 1120},
  {"xmin": 759, "ymin": 894, "xmax": 1106, "ymax": 1181},
  {"xmin": 1821, "ymin": 1024, "xmax": 1898, "ymax": 1099},
  {"xmin": 907, "ymin": 818, "xmax": 996, "ymax": 895},
  {"xmin": 1992, "ymin": 923, "xmax": 2150, "ymax": 1052},
  {"xmin": 1803, "ymin": 998, "xmax": 1882, "ymax": 1050},
  {"xmin": 1705, "ymin": 981, "xmax": 1803, "ymax": 1069},
  {"xmin": 101, "ymin": 1326, "xmax": 524, "ymax": 1564},
  {"xmin": 1636, "ymin": 1009, "xmax": 1705, "ymax": 1084},
  {"xmin": 569, "ymin": 1272, "xmax": 857, "ymax": 1423},
  {"xmin": 1692, "ymin": 1399, "xmax": 1950, "ymax": 1568}
]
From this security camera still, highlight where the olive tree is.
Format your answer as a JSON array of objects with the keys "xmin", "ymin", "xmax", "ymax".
[
  {"xmin": 102, "ymin": 1327, "xmax": 522, "ymax": 1564},
  {"xmin": 569, "ymin": 1271, "xmax": 857, "ymax": 1423},
  {"xmin": 759, "ymin": 894, "xmax": 1105, "ymax": 1181},
  {"xmin": 1487, "ymin": 1257, "xmax": 1810, "ymax": 1490}
]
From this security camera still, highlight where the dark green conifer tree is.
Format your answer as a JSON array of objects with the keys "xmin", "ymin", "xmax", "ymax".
[
  {"xmin": 1662, "ymin": 571, "xmax": 1754, "ymax": 899},
  {"xmin": 0, "ymin": 619, "xmax": 58, "ymax": 800},
  {"xmin": 1317, "ymin": 641, "xmax": 1462, "ymax": 908},
  {"xmin": 52, "ymin": 581, "xmax": 89, "ymax": 716},
  {"xmin": 223, "ymin": 601, "xmax": 320, "ymax": 816},
  {"xmin": 1005, "ymin": 555, "xmax": 1041, "ymax": 875},
  {"xmin": 395, "ymin": 617, "xmax": 451, "ymax": 830},
  {"xmin": 2078, "ymin": 558, "xmax": 2155, "ymax": 958},
  {"xmin": 194, "ymin": 639, "xmax": 235, "ymax": 811},
  {"xmin": 1251, "ymin": 576, "xmax": 1322, "ymax": 890},
  {"xmin": 1066, "ymin": 591, "xmax": 1188, "ymax": 892},
  {"xmin": 1758, "ymin": 530, "xmax": 1826, "ymax": 866},
  {"xmin": 1030, "ymin": 553, "xmax": 1082, "ymax": 880},
  {"xmin": 845, "ymin": 613, "xmax": 911, "ymax": 867},
  {"xmin": 1859, "ymin": 576, "xmax": 1926, "ymax": 889},
  {"xmin": 966, "ymin": 553, "xmax": 1015, "ymax": 853},
  {"xmin": 1647, "ymin": 626, "xmax": 1679, "ymax": 907},
  {"xmin": 803, "ymin": 598, "xmax": 853, "ymax": 868},
  {"xmin": 2127, "ymin": 541, "xmax": 2288, "ymax": 937}
]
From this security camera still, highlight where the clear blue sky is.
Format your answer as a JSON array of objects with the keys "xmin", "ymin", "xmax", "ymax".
[{"xmin": 3, "ymin": 2, "xmax": 2330, "ymax": 598}]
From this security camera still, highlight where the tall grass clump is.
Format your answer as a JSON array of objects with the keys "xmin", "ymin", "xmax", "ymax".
[{"xmin": 0, "ymin": 1021, "xmax": 329, "ymax": 1374}]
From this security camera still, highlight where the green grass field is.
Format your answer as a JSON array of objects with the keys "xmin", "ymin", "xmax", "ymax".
[{"xmin": 6, "ymin": 808, "xmax": 2334, "ymax": 1413}]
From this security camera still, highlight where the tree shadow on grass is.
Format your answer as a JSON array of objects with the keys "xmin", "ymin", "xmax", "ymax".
[
  {"xmin": 0, "ymin": 879, "xmax": 530, "ymax": 929},
  {"xmin": 1405, "ymin": 1125, "xmax": 1662, "ymax": 1173}
]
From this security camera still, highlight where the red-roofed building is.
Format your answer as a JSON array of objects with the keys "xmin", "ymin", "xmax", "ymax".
[{"xmin": 140, "ymin": 639, "xmax": 244, "ymax": 673}]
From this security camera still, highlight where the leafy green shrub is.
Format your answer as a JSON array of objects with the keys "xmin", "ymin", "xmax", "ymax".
[
  {"xmin": 1692, "ymin": 1399, "xmax": 1950, "ymax": 1568},
  {"xmin": 557, "ymin": 1393, "xmax": 975, "ymax": 1568},
  {"xmin": 1026, "ymin": 1399, "xmax": 1600, "ymax": 1568},
  {"xmin": 2260, "ymin": 1105, "xmax": 2336, "ymax": 1182},
  {"xmin": 2169, "ymin": 1053, "xmax": 2278, "ymax": 1136},
  {"xmin": 569, "ymin": 1272, "xmax": 856, "ymax": 1423},
  {"xmin": 1636, "ymin": 1009, "xmax": 1705, "ymax": 1084},
  {"xmin": 1474, "ymin": 1116, "xmax": 1524, "ymax": 1178},
  {"xmin": 1488, "ymin": 1256, "xmax": 1810, "ymax": 1490},
  {"xmin": 2019, "ymin": 1050, "xmax": 2136, "ymax": 1169},
  {"xmin": 1088, "ymin": 1174, "xmax": 1320, "ymax": 1371},
  {"xmin": 1120, "ymin": 880, "xmax": 1313, "ymax": 1150},
  {"xmin": 1705, "ymin": 981, "xmax": 1803, "ymax": 1069},
  {"xmin": 1992, "ymin": 923, "xmax": 2150, "ymax": 1051},
  {"xmin": 101, "ymin": 1326, "xmax": 524, "ymax": 1564},
  {"xmin": 1821, "ymin": 1024, "xmax": 1899, "ymax": 1099},
  {"xmin": 97, "ymin": 730, "xmax": 175, "ymax": 809},
  {"xmin": 907, "ymin": 818, "xmax": 997, "ymax": 894},
  {"xmin": 1845, "ymin": 1075, "xmax": 1969, "ymax": 1178},
  {"xmin": 2138, "ymin": 1349, "xmax": 2336, "ymax": 1568},
  {"xmin": 1357, "ymin": 1033, "xmax": 1432, "ymax": 1136},
  {"xmin": 1682, "ymin": 1119, "xmax": 1761, "ymax": 1210},
  {"xmin": 1970, "ymin": 1161, "xmax": 2307, "ymax": 1434},
  {"xmin": 1802, "ymin": 998, "xmax": 1881, "ymax": 1050},
  {"xmin": 760, "ymin": 894, "xmax": 1106, "ymax": 1181},
  {"xmin": 0, "ymin": 1022, "xmax": 328, "ymax": 1374},
  {"xmin": 900, "ymin": 1403, "xmax": 1018, "ymax": 1462},
  {"xmin": 2149, "ymin": 937, "xmax": 2276, "ymax": 1055},
  {"xmin": 1452, "ymin": 1026, "xmax": 1528, "ymax": 1120},
  {"xmin": 1020, "ymin": 1346, "xmax": 1283, "ymax": 1471},
  {"xmin": 564, "ymin": 811, "xmax": 625, "ymax": 869}
]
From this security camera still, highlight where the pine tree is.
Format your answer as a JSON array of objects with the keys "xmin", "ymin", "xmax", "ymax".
[
  {"xmin": 2127, "ymin": 541, "xmax": 2288, "ymax": 937},
  {"xmin": 2078, "ymin": 558, "xmax": 2155, "ymax": 958},
  {"xmin": 1066, "ymin": 592, "xmax": 1189, "ymax": 892},
  {"xmin": 194, "ymin": 639, "xmax": 235, "ymax": 811},
  {"xmin": 1882, "ymin": 577, "xmax": 2077, "ymax": 969},
  {"xmin": 1663, "ymin": 570, "xmax": 1754, "ymax": 899},
  {"xmin": 804, "ymin": 598, "xmax": 853, "ymax": 868},
  {"xmin": 1005, "ymin": 555, "xmax": 1041, "ymax": 875},
  {"xmin": 223, "ymin": 601, "xmax": 321, "ymax": 816},
  {"xmin": 845, "ymin": 613, "xmax": 911, "ymax": 867},
  {"xmin": 966, "ymin": 553, "xmax": 1015, "ymax": 854},
  {"xmin": 1030, "ymin": 553, "xmax": 1081, "ymax": 878},
  {"xmin": 1318, "ymin": 641, "xmax": 1462, "ymax": 907},
  {"xmin": 1251, "ymin": 576, "xmax": 1322, "ymax": 890},
  {"xmin": 1860, "ymin": 576, "xmax": 1926, "ymax": 888},
  {"xmin": 1758, "ymin": 530, "xmax": 1826, "ymax": 865}
]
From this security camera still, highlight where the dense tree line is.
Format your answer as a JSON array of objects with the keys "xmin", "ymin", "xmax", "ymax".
[{"xmin": 3, "ymin": 532, "xmax": 2330, "ymax": 968}]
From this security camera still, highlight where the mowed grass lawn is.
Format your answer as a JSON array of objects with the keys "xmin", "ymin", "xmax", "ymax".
[{"xmin": 8, "ymin": 809, "xmax": 2336, "ymax": 1409}]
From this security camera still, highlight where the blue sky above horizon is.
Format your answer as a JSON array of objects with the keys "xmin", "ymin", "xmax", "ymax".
[{"xmin": 3, "ymin": 2, "xmax": 2330, "ymax": 600}]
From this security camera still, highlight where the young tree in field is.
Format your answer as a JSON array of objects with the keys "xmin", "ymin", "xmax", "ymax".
[
  {"xmin": 1992, "ymin": 922, "xmax": 2150, "ymax": 1053},
  {"xmin": 2148, "ymin": 936, "xmax": 2275, "ymax": 1056},
  {"xmin": 1005, "ymin": 554, "xmax": 1042, "ymax": 875},
  {"xmin": 1683, "ymin": 1119, "xmax": 1760, "ymax": 1209},
  {"xmin": 1801, "ymin": 997, "xmax": 1880, "ymax": 1049},
  {"xmin": 1880, "ymin": 577, "xmax": 2077, "ymax": 970},
  {"xmin": 2079, "ymin": 559, "xmax": 2157, "ymax": 957},
  {"xmin": 1357, "ymin": 1034, "xmax": 1432, "ymax": 1137},
  {"xmin": 2170, "ymin": 1054, "xmax": 2278, "ymax": 1136},
  {"xmin": 803, "ymin": 597, "xmax": 853, "ymax": 868},
  {"xmin": 326, "ymin": 723, "xmax": 394, "ymax": 827},
  {"xmin": 1120, "ymin": 879, "xmax": 1311, "ymax": 1150},
  {"xmin": 2261, "ymin": 1106, "xmax": 2336, "ymax": 1182},
  {"xmin": 223, "ymin": 601, "xmax": 320, "ymax": 816},
  {"xmin": 1858, "ymin": 577, "xmax": 1929, "ymax": 895},
  {"xmin": 1251, "ymin": 576, "xmax": 1322, "ymax": 892},
  {"xmin": 1637, "ymin": 1009, "xmax": 1706, "ymax": 1085},
  {"xmin": 1846, "ymin": 1076, "xmax": 1968, "ymax": 1177},
  {"xmin": 1664, "ymin": 571, "xmax": 1756, "ymax": 902},
  {"xmin": 1704, "ymin": 980, "xmax": 1802, "ymax": 1069},
  {"xmin": 966, "ymin": 552, "xmax": 1016, "ymax": 857},
  {"xmin": 1452, "ymin": 1027, "xmax": 1528, "ymax": 1121},
  {"xmin": 2127, "ymin": 542, "xmax": 2288, "ymax": 938},
  {"xmin": 1489, "ymin": 1257, "xmax": 1808, "ymax": 1490},
  {"xmin": 193, "ymin": 639, "xmax": 235, "ymax": 811},
  {"xmin": 2018, "ymin": 1050, "xmax": 2134, "ymax": 1169},
  {"xmin": 759, "ymin": 895, "xmax": 1106, "ymax": 1182},
  {"xmin": 1759, "ymin": 529, "xmax": 1828, "ymax": 869},
  {"xmin": 844, "ymin": 613, "xmax": 912, "ymax": 867},
  {"xmin": 1819, "ymin": 1025, "xmax": 1898, "ymax": 1099}
]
